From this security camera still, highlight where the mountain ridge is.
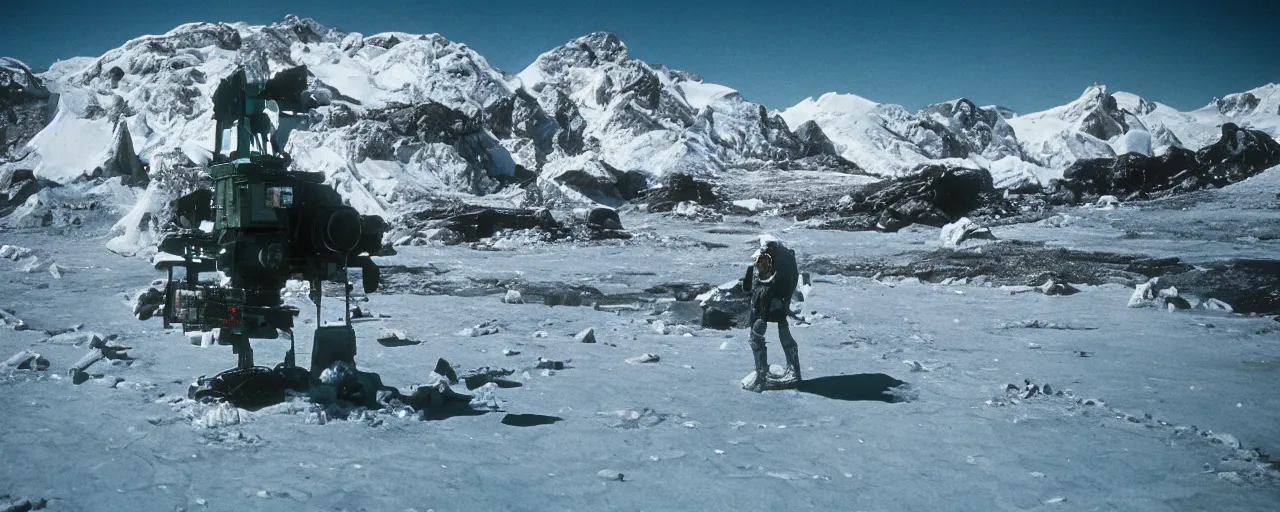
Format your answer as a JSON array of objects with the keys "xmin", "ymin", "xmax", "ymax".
[{"xmin": 1, "ymin": 15, "xmax": 1278, "ymax": 255}]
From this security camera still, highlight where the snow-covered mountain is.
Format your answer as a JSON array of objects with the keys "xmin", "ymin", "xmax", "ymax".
[
  {"xmin": 515, "ymin": 31, "xmax": 857, "ymax": 201},
  {"xmin": 3, "ymin": 14, "xmax": 1279, "ymax": 248},
  {"xmin": 2, "ymin": 18, "xmax": 859, "ymax": 229},
  {"xmin": 781, "ymin": 83, "xmax": 1280, "ymax": 189}
]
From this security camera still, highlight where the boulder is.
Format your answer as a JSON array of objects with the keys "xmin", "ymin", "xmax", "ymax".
[
  {"xmin": 642, "ymin": 173, "xmax": 721, "ymax": 213},
  {"xmin": 1095, "ymin": 195, "xmax": 1120, "ymax": 209},
  {"xmin": 626, "ymin": 353, "xmax": 660, "ymax": 364},
  {"xmin": 939, "ymin": 217, "xmax": 996, "ymax": 249},
  {"xmin": 586, "ymin": 207, "xmax": 622, "ymax": 230},
  {"xmin": 502, "ymin": 290, "xmax": 524, "ymax": 304}
]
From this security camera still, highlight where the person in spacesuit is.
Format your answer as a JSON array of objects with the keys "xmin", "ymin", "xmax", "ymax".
[{"xmin": 741, "ymin": 236, "xmax": 802, "ymax": 392}]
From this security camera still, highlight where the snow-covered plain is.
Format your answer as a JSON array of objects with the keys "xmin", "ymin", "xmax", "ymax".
[{"xmin": 2, "ymin": 168, "xmax": 1278, "ymax": 511}]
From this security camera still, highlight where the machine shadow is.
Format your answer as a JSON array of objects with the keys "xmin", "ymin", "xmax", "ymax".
[{"xmin": 795, "ymin": 373, "xmax": 907, "ymax": 403}]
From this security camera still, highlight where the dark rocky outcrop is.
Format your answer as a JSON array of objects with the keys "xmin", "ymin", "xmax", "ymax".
[
  {"xmin": 1, "ymin": 58, "xmax": 57, "ymax": 160},
  {"xmin": 408, "ymin": 205, "xmax": 565, "ymax": 242},
  {"xmin": 788, "ymin": 164, "xmax": 1013, "ymax": 232},
  {"xmin": 1161, "ymin": 259, "xmax": 1280, "ymax": 315},
  {"xmin": 1057, "ymin": 123, "xmax": 1280, "ymax": 202},
  {"xmin": 640, "ymin": 173, "xmax": 722, "ymax": 213},
  {"xmin": 913, "ymin": 99, "xmax": 1022, "ymax": 160}
]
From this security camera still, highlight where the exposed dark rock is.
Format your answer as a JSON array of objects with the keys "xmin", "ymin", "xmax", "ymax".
[
  {"xmin": 1160, "ymin": 259, "xmax": 1280, "ymax": 315},
  {"xmin": 1212, "ymin": 92, "xmax": 1261, "ymax": 117},
  {"xmin": 1, "ymin": 58, "xmax": 57, "ymax": 160},
  {"xmin": 804, "ymin": 240, "xmax": 1193, "ymax": 287},
  {"xmin": 788, "ymin": 164, "xmax": 1012, "ymax": 232},
  {"xmin": 377, "ymin": 101, "xmax": 481, "ymax": 144},
  {"xmin": 586, "ymin": 206, "xmax": 622, "ymax": 230},
  {"xmin": 642, "ymin": 173, "xmax": 722, "ymax": 212},
  {"xmin": 1058, "ymin": 124, "xmax": 1280, "ymax": 202},
  {"xmin": 793, "ymin": 120, "xmax": 838, "ymax": 158},
  {"xmin": 1077, "ymin": 93, "xmax": 1127, "ymax": 141},
  {"xmin": 913, "ymin": 99, "xmax": 1022, "ymax": 160},
  {"xmin": 409, "ymin": 204, "xmax": 565, "ymax": 242}
]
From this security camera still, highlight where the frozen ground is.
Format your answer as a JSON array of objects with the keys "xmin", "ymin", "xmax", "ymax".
[{"xmin": 2, "ymin": 179, "xmax": 1279, "ymax": 511}]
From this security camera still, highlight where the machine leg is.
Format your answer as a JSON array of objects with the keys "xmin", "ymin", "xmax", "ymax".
[{"xmin": 226, "ymin": 333, "xmax": 254, "ymax": 369}]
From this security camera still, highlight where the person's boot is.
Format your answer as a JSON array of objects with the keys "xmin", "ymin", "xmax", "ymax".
[
  {"xmin": 783, "ymin": 343, "xmax": 802, "ymax": 382},
  {"xmin": 778, "ymin": 321, "xmax": 801, "ymax": 382},
  {"xmin": 745, "ymin": 326, "xmax": 769, "ymax": 392}
]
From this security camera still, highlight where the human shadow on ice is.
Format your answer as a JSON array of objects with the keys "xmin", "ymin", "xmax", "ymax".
[{"xmin": 795, "ymin": 373, "xmax": 908, "ymax": 403}]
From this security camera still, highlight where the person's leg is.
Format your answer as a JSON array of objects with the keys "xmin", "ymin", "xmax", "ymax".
[
  {"xmin": 778, "ymin": 318, "xmax": 801, "ymax": 381},
  {"xmin": 746, "ymin": 318, "xmax": 770, "ymax": 392}
]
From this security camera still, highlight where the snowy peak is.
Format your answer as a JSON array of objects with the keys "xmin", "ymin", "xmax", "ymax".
[
  {"xmin": 517, "ymin": 32, "xmax": 629, "ymax": 90},
  {"xmin": 515, "ymin": 32, "xmax": 855, "ymax": 183},
  {"xmin": 1207, "ymin": 83, "xmax": 1280, "ymax": 118}
]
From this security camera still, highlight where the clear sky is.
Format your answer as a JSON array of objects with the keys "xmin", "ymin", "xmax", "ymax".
[{"xmin": 3, "ymin": 0, "xmax": 1277, "ymax": 114}]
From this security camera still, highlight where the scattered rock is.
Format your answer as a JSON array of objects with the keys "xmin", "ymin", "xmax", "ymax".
[
  {"xmin": 1095, "ymin": 195, "xmax": 1121, "ymax": 209},
  {"xmin": 670, "ymin": 201, "xmax": 724, "ymax": 222},
  {"xmin": 535, "ymin": 358, "xmax": 565, "ymax": 370},
  {"xmin": 1128, "ymin": 277, "xmax": 1160, "ymax": 308},
  {"xmin": 1201, "ymin": 298, "xmax": 1233, "ymax": 312},
  {"xmin": 502, "ymin": 349, "xmax": 520, "ymax": 356},
  {"xmin": 1211, "ymin": 433, "xmax": 1242, "ymax": 450},
  {"xmin": 940, "ymin": 217, "xmax": 996, "ymax": 249},
  {"xmin": 575, "ymin": 327, "xmax": 596, "ymax": 344},
  {"xmin": 18, "ymin": 256, "xmax": 43, "ymax": 273},
  {"xmin": 501, "ymin": 290, "xmax": 524, "ymax": 304},
  {"xmin": 187, "ymin": 330, "xmax": 217, "ymax": 348},
  {"xmin": 0, "ymin": 497, "xmax": 48, "ymax": 512},
  {"xmin": 586, "ymin": 206, "xmax": 624, "ymax": 231},
  {"xmin": 626, "ymin": 353, "xmax": 660, "ymax": 364},
  {"xmin": 0, "ymin": 309, "xmax": 28, "ymax": 331},
  {"xmin": 1163, "ymin": 295, "xmax": 1192, "ymax": 311},
  {"xmin": 596, "ymin": 469, "xmax": 625, "ymax": 482},
  {"xmin": 195, "ymin": 402, "xmax": 248, "ymax": 429},
  {"xmin": 1216, "ymin": 471, "xmax": 1246, "ymax": 485},
  {"xmin": 132, "ymin": 285, "xmax": 166, "ymax": 321},
  {"xmin": 1037, "ymin": 277, "xmax": 1079, "ymax": 296},
  {"xmin": 649, "ymin": 320, "xmax": 668, "ymax": 335},
  {"xmin": 319, "ymin": 361, "xmax": 355, "ymax": 386},
  {"xmin": 96, "ymin": 375, "xmax": 124, "ymax": 388},
  {"xmin": 47, "ymin": 263, "xmax": 64, "ymax": 279},
  {"xmin": 434, "ymin": 358, "xmax": 459, "ymax": 384},
  {"xmin": 460, "ymin": 320, "xmax": 500, "ymax": 337},
  {"xmin": 46, "ymin": 330, "xmax": 104, "ymax": 346},
  {"xmin": 3, "ymin": 350, "xmax": 48, "ymax": 371},
  {"xmin": 0, "ymin": 244, "xmax": 33, "ymax": 261},
  {"xmin": 598, "ymin": 408, "xmax": 669, "ymax": 429}
]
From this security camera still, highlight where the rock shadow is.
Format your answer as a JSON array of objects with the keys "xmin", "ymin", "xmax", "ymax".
[
  {"xmin": 500, "ymin": 413, "xmax": 563, "ymax": 427},
  {"xmin": 796, "ymin": 373, "xmax": 907, "ymax": 403}
]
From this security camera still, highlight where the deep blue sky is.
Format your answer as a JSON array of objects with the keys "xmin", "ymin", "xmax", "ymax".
[{"xmin": 3, "ymin": 0, "xmax": 1277, "ymax": 113}]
